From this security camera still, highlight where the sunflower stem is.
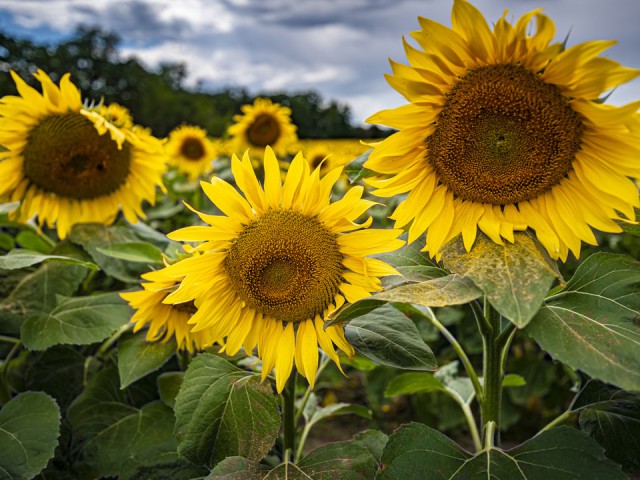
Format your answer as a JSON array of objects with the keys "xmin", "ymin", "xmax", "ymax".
[
  {"xmin": 282, "ymin": 369, "xmax": 298, "ymax": 462},
  {"xmin": 425, "ymin": 309, "xmax": 483, "ymax": 403},
  {"xmin": 294, "ymin": 355, "xmax": 330, "ymax": 425},
  {"xmin": 0, "ymin": 340, "xmax": 22, "ymax": 406},
  {"xmin": 479, "ymin": 300, "xmax": 503, "ymax": 446}
]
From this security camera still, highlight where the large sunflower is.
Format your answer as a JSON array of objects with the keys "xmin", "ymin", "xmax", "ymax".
[
  {"xmin": 0, "ymin": 70, "xmax": 166, "ymax": 239},
  {"xmin": 365, "ymin": 0, "xmax": 640, "ymax": 261},
  {"xmin": 121, "ymin": 266, "xmax": 216, "ymax": 353},
  {"xmin": 165, "ymin": 125, "xmax": 218, "ymax": 181},
  {"xmin": 227, "ymin": 98, "xmax": 298, "ymax": 157},
  {"xmin": 161, "ymin": 147, "xmax": 404, "ymax": 392}
]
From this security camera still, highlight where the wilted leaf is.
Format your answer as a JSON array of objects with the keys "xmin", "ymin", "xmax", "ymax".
[
  {"xmin": 374, "ymin": 274, "xmax": 482, "ymax": 307},
  {"xmin": 441, "ymin": 232, "xmax": 561, "ymax": 327}
]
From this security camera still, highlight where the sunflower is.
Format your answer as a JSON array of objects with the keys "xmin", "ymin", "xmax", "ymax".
[
  {"xmin": 165, "ymin": 125, "xmax": 218, "ymax": 181},
  {"xmin": 227, "ymin": 98, "xmax": 298, "ymax": 157},
  {"xmin": 301, "ymin": 139, "xmax": 367, "ymax": 192},
  {"xmin": 365, "ymin": 0, "xmax": 640, "ymax": 261},
  {"xmin": 0, "ymin": 70, "xmax": 166, "ymax": 239},
  {"xmin": 161, "ymin": 147, "xmax": 404, "ymax": 392},
  {"xmin": 121, "ymin": 266, "xmax": 216, "ymax": 353},
  {"xmin": 98, "ymin": 103, "xmax": 134, "ymax": 129}
]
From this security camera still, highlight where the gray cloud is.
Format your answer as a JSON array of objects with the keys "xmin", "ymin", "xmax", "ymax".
[{"xmin": 1, "ymin": 0, "xmax": 639, "ymax": 123}]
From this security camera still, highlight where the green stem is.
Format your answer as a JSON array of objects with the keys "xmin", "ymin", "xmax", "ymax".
[
  {"xmin": 96, "ymin": 323, "xmax": 133, "ymax": 359},
  {"xmin": 427, "ymin": 311, "xmax": 483, "ymax": 403},
  {"xmin": 282, "ymin": 369, "xmax": 298, "ymax": 462},
  {"xmin": 0, "ymin": 335, "xmax": 20, "ymax": 344},
  {"xmin": 479, "ymin": 301, "xmax": 503, "ymax": 445},
  {"xmin": 0, "ymin": 340, "xmax": 22, "ymax": 406},
  {"xmin": 539, "ymin": 409, "xmax": 573, "ymax": 433},
  {"xmin": 295, "ymin": 422, "xmax": 311, "ymax": 463},
  {"xmin": 443, "ymin": 387, "xmax": 482, "ymax": 452},
  {"xmin": 294, "ymin": 356, "xmax": 330, "ymax": 425}
]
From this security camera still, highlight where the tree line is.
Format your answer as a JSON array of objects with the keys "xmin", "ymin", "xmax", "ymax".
[{"xmin": 0, "ymin": 27, "xmax": 391, "ymax": 139}]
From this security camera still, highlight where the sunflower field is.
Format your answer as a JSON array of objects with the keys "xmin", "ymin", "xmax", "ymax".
[{"xmin": 1, "ymin": 1, "xmax": 640, "ymax": 479}]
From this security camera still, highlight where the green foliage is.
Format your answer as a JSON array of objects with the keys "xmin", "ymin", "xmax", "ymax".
[
  {"xmin": 95, "ymin": 241, "xmax": 165, "ymax": 264},
  {"xmin": 441, "ymin": 232, "xmax": 561, "ymax": 327},
  {"xmin": 377, "ymin": 424, "xmax": 626, "ymax": 479},
  {"xmin": 173, "ymin": 353, "xmax": 281, "ymax": 468},
  {"xmin": 525, "ymin": 253, "xmax": 640, "ymax": 391},
  {"xmin": 0, "ymin": 392, "xmax": 61, "ymax": 479},
  {"xmin": 117, "ymin": 333, "xmax": 176, "ymax": 389},
  {"xmin": 374, "ymin": 274, "xmax": 482, "ymax": 307},
  {"xmin": 342, "ymin": 303, "xmax": 437, "ymax": 371},
  {"xmin": 21, "ymin": 292, "xmax": 132, "ymax": 350}
]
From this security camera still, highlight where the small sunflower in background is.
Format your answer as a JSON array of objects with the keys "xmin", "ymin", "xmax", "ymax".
[
  {"xmin": 0, "ymin": 70, "xmax": 166, "ymax": 239},
  {"xmin": 121, "ymin": 266, "xmax": 217, "ymax": 353},
  {"xmin": 365, "ymin": 0, "xmax": 640, "ymax": 261},
  {"xmin": 98, "ymin": 102, "xmax": 134, "ymax": 129},
  {"xmin": 227, "ymin": 98, "xmax": 298, "ymax": 158},
  {"xmin": 165, "ymin": 125, "xmax": 217, "ymax": 181},
  {"xmin": 161, "ymin": 147, "xmax": 404, "ymax": 392}
]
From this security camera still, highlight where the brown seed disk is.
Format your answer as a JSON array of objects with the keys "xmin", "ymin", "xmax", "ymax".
[
  {"xmin": 427, "ymin": 64, "xmax": 585, "ymax": 205},
  {"xmin": 23, "ymin": 112, "xmax": 131, "ymax": 199},
  {"xmin": 180, "ymin": 137, "xmax": 206, "ymax": 160},
  {"xmin": 224, "ymin": 209, "xmax": 344, "ymax": 323},
  {"xmin": 246, "ymin": 113, "xmax": 281, "ymax": 147}
]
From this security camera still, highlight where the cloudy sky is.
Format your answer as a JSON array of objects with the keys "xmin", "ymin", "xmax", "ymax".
[{"xmin": 1, "ymin": 0, "xmax": 639, "ymax": 125}]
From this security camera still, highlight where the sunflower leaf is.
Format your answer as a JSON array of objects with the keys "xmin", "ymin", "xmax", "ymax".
[
  {"xmin": 117, "ymin": 333, "xmax": 176, "ymax": 389},
  {"xmin": 576, "ymin": 382, "xmax": 640, "ymax": 473},
  {"xmin": 344, "ymin": 303, "xmax": 437, "ymax": 371},
  {"xmin": 441, "ymin": 231, "xmax": 561, "ymax": 328},
  {"xmin": 0, "ymin": 249, "xmax": 99, "ymax": 270},
  {"xmin": 377, "ymin": 424, "xmax": 626, "ymax": 480},
  {"xmin": 525, "ymin": 253, "xmax": 640, "ymax": 391},
  {"xmin": 374, "ymin": 274, "xmax": 482, "ymax": 307},
  {"xmin": 174, "ymin": 353, "xmax": 281, "ymax": 468},
  {"xmin": 21, "ymin": 292, "xmax": 133, "ymax": 350},
  {"xmin": 344, "ymin": 149, "xmax": 376, "ymax": 183},
  {"xmin": 0, "ymin": 392, "xmax": 61, "ymax": 480},
  {"xmin": 96, "ymin": 241, "xmax": 164, "ymax": 264},
  {"xmin": 208, "ymin": 440, "xmax": 379, "ymax": 479}
]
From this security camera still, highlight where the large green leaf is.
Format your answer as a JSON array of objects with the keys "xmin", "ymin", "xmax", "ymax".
[
  {"xmin": 374, "ymin": 274, "xmax": 482, "ymax": 307},
  {"xmin": 344, "ymin": 303, "xmax": 437, "ymax": 371},
  {"xmin": 572, "ymin": 380, "xmax": 640, "ymax": 473},
  {"xmin": 384, "ymin": 372, "xmax": 444, "ymax": 398},
  {"xmin": 96, "ymin": 241, "xmax": 164, "ymax": 264},
  {"xmin": 0, "ymin": 249, "xmax": 98, "ymax": 270},
  {"xmin": 157, "ymin": 372, "xmax": 184, "ymax": 409},
  {"xmin": 376, "ymin": 239, "xmax": 446, "ymax": 284},
  {"xmin": 117, "ymin": 333, "xmax": 176, "ymax": 389},
  {"xmin": 0, "ymin": 392, "xmax": 61, "ymax": 480},
  {"xmin": 208, "ymin": 441, "xmax": 379, "ymax": 479},
  {"xmin": 21, "ymin": 292, "xmax": 132, "ymax": 350},
  {"xmin": 69, "ymin": 224, "xmax": 152, "ymax": 283},
  {"xmin": 0, "ymin": 261, "xmax": 87, "ymax": 330},
  {"xmin": 15, "ymin": 230, "xmax": 53, "ymax": 254},
  {"xmin": 85, "ymin": 401, "xmax": 185, "ymax": 479},
  {"xmin": 441, "ymin": 232, "xmax": 560, "ymax": 327},
  {"xmin": 526, "ymin": 253, "xmax": 640, "ymax": 391},
  {"xmin": 377, "ymin": 424, "xmax": 626, "ymax": 479},
  {"xmin": 173, "ymin": 353, "xmax": 280, "ymax": 468}
]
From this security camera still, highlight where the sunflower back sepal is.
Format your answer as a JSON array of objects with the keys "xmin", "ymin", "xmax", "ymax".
[{"xmin": 440, "ymin": 232, "xmax": 562, "ymax": 328}]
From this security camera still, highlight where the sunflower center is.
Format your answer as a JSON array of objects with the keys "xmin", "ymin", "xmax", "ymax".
[
  {"xmin": 247, "ymin": 113, "xmax": 281, "ymax": 147},
  {"xmin": 224, "ymin": 209, "xmax": 344, "ymax": 323},
  {"xmin": 427, "ymin": 64, "xmax": 585, "ymax": 204},
  {"xmin": 311, "ymin": 155, "xmax": 325, "ymax": 170},
  {"xmin": 180, "ymin": 138, "xmax": 206, "ymax": 160},
  {"xmin": 22, "ymin": 113, "xmax": 131, "ymax": 199}
]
